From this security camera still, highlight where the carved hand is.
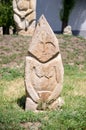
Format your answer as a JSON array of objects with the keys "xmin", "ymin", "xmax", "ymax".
[
  {"xmin": 20, "ymin": 13, "xmax": 26, "ymax": 19},
  {"xmin": 25, "ymin": 9, "xmax": 33, "ymax": 16}
]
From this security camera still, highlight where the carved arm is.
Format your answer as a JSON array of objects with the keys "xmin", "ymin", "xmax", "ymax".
[
  {"xmin": 13, "ymin": 0, "xmax": 23, "ymax": 17},
  {"xmin": 47, "ymin": 54, "xmax": 64, "ymax": 103},
  {"xmin": 25, "ymin": 57, "xmax": 40, "ymax": 103}
]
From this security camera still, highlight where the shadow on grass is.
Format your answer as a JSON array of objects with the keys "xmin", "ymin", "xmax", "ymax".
[{"xmin": 17, "ymin": 95, "xmax": 26, "ymax": 109}]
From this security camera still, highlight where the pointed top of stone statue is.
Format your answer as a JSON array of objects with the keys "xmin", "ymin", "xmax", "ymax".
[{"xmin": 29, "ymin": 15, "xmax": 60, "ymax": 62}]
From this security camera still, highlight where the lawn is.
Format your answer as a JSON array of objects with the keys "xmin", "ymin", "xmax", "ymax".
[{"xmin": 0, "ymin": 35, "xmax": 86, "ymax": 130}]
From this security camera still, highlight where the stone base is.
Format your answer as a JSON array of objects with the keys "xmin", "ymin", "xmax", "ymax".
[
  {"xmin": 48, "ymin": 97, "xmax": 64, "ymax": 110},
  {"xmin": 25, "ymin": 98, "xmax": 37, "ymax": 111},
  {"xmin": 18, "ymin": 28, "xmax": 35, "ymax": 36},
  {"xmin": 25, "ymin": 97, "xmax": 64, "ymax": 112}
]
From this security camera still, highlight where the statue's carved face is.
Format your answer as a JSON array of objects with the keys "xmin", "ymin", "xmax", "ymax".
[
  {"xmin": 17, "ymin": 0, "xmax": 29, "ymax": 10},
  {"xmin": 29, "ymin": 31, "xmax": 59, "ymax": 62}
]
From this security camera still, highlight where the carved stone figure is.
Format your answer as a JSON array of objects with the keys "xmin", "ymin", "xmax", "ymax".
[
  {"xmin": 63, "ymin": 25, "xmax": 72, "ymax": 35},
  {"xmin": 0, "ymin": 27, "xmax": 3, "ymax": 35},
  {"xmin": 25, "ymin": 15, "xmax": 64, "ymax": 111},
  {"xmin": 13, "ymin": 0, "xmax": 36, "ymax": 36},
  {"xmin": 9, "ymin": 26, "xmax": 14, "ymax": 35}
]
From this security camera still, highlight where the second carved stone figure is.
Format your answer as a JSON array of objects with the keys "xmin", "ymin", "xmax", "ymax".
[{"xmin": 13, "ymin": 0, "xmax": 36, "ymax": 36}]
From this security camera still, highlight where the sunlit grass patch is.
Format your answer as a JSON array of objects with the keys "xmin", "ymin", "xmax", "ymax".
[
  {"xmin": 73, "ymin": 79, "xmax": 86, "ymax": 97},
  {"xmin": 3, "ymin": 78, "xmax": 25, "ymax": 101},
  {"xmin": 63, "ymin": 75, "xmax": 86, "ymax": 97},
  {"xmin": 0, "ymin": 78, "xmax": 25, "ymax": 111}
]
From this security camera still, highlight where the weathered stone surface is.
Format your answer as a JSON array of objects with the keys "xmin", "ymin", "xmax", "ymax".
[
  {"xmin": 63, "ymin": 25, "xmax": 72, "ymax": 35},
  {"xmin": 49, "ymin": 97, "xmax": 64, "ymax": 110},
  {"xmin": 29, "ymin": 15, "xmax": 60, "ymax": 62},
  {"xmin": 9, "ymin": 26, "xmax": 14, "ymax": 35},
  {"xmin": 13, "ymin": 0, "xmax": 36, "ymax": 36},
  {"xmin": 21, "ymin": 122, "xmax": 41, "ymax": 130},
  {"xmin": 25, "ymin": 97, "xmax": 37, "ymax": 111},
  {"xmin": 25, "ymin": 15, "xmax": 64, "ymax": 111},
  {"xmin": 0, "ymin": 27, "xmax": 3, "ymax": 35}
]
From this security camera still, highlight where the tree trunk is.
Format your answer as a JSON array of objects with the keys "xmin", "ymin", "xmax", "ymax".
[{"xmin": 61, "ymin": 20, "xmax": 68, "ymax": 33}]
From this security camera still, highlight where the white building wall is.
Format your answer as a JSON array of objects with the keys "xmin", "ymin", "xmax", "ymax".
[
  {"xmin": 36, "ymin": 0, "xmax": 62, "ymax": 32},
  {"xmin": 68, "ymin": 0, "xmax": 86, "ymax": 37},
  {"xmin": 36, "ymin": 0, "xmax": 86, "ymax": 38}
]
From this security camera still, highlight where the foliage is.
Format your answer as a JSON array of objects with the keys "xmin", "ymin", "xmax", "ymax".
[
  {"xmin": 60, "ymin": 0, "xmax": 75, "ymax": 21},
  {"xmin": 0, "ymin": 0, "xmax": 14, "ymax": 33},
  {"xmin": 60, "ymin": 0, "xmax": 76, "ymax": 32}
]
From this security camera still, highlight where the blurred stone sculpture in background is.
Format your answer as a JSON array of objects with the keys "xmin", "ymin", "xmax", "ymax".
[
  {"xmin": 9, "ymin": 26, "xmax": 14, "ymax": 35},
  {"xmin": 63, "ymin": 25, "xmax": 72, "ymax": 35},
  {"xmin": 0, "ymin": 27, "xmax": 3, "ymax": 35},
  {"xmin": 13, "ymin": 0, "xmax": 36, "ymax": 36}
]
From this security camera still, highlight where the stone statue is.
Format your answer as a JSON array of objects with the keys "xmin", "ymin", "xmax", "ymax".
[
  {"xmin": 9, "ymin": 26, "xmax": 14, "ymax": 35},
  {"xmin": 63, "ymin": 25, "xmax": 72, "ymax": 35},
  {"xmin": 13, "ymin": 0, "xmax": 36, "ymax": 36},
  {"xmin": 25, "ymin": 15, "xmax": 64, "ymax": 111},
  {"xmin": 0, "ymin": 27, "xmax": 3, "ymax": 35}
]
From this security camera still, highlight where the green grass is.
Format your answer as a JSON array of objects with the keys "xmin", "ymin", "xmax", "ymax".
[
  {"xmin": 0, "ymin": 67, "xmax": 24, "ymax": 80},
  {"xmin": 0, "ymin": 35, "xmax": 86, "ymax": 130},
  {"xmin": 0, "ymin": 65, "xmax": 86, "ymax": 130}
]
